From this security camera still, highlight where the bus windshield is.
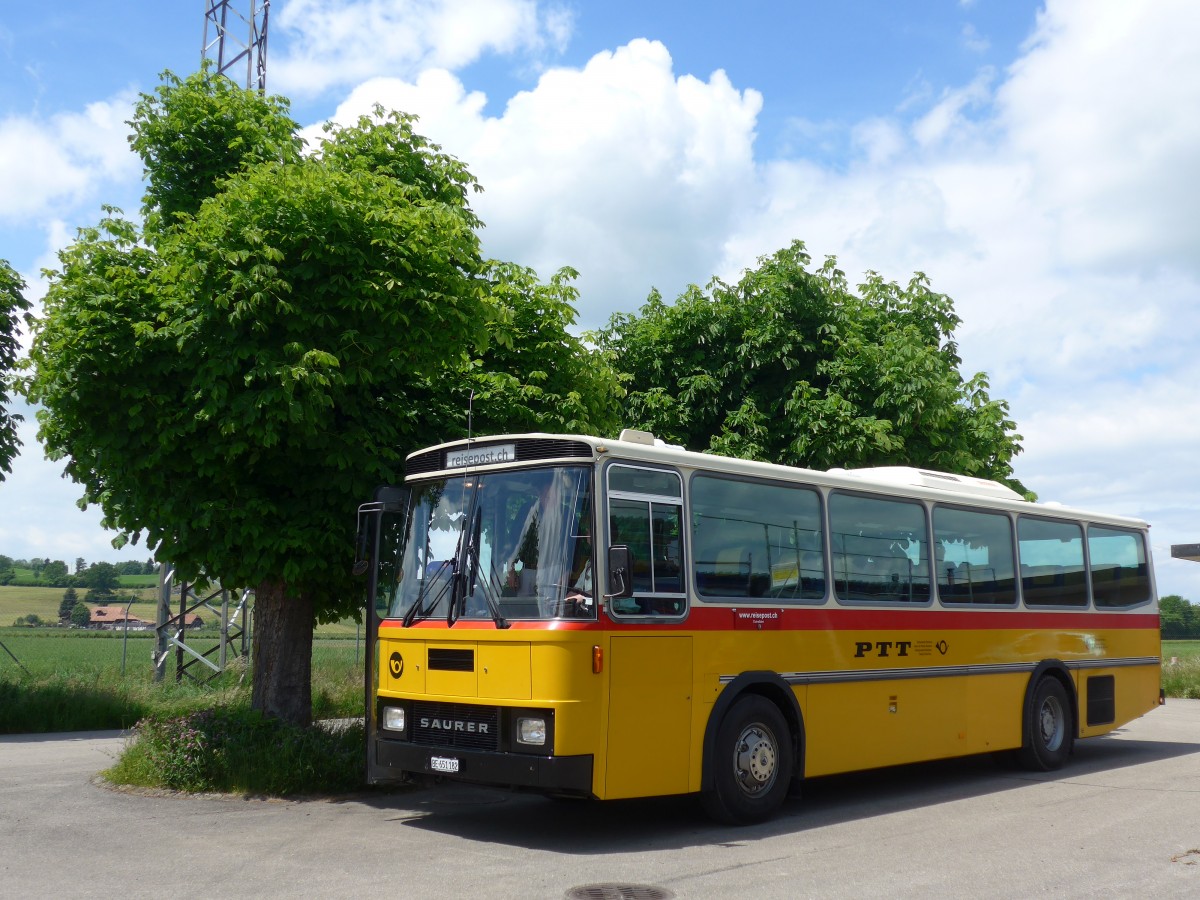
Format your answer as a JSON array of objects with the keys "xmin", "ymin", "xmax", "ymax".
[{"xmin": 386, "ymin": 465, "xmax": 594, "ymax": 622}]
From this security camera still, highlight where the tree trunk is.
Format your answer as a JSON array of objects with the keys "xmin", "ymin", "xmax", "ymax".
[{"xmin": 252, "ymin": 579, "xmax": 314, "ymax": 727}]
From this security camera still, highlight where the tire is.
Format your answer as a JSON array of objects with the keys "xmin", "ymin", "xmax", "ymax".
[
  {"xmin": 701, "ymin": 694, "xmax": 793, "ymax": 825},
  {"xmin": 1017, "ymin": 676, "xmax": 1074, "ymax": 771}
]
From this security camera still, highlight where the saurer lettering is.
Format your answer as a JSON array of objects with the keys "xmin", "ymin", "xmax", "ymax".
[{"xmin": 420, "ymin": 717, "xmax": 490, "ymax": 734}]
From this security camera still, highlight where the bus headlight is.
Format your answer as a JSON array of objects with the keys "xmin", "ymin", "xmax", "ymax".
[
  {"xmin": 382, "ymin": 706, "xmax": 406, "ymax": 732},
  {"xmin": 515, "ymin": 716, "xmax": 546, "ymax": 746}
]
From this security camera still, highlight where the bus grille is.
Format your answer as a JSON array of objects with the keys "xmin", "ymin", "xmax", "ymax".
[
  {"xmin": 412, "ymin": 702, "xmax": 499, "ymax": 751},
  {"xmin": 428, "ymin": 648, "xmax": 474, "ymax": 671}
]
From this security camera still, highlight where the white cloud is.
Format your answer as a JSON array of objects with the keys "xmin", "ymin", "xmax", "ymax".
[
  {"xmin": 0, "ymin": 408, "xmax": 148, "ymax": 566},
  {"xmin": 961, "ymin": 23, "xmax": 989, "ymax": 54},
  {"xmin": 0, "ymin": 93, "xmax": 139, "ymax": 222},
  {"xmin": 274, "ymin": 0, "xmax": 573, "ymax": 96},
  {"xmin": 851, "ymin": 118, "xmax": 906, "ymax": 167},
  {"xmin": 911, "ymin": 68, "xmax": 994, "ymax": 149},
  {"xmin": 719, "ymin": 1, "xmax": 1200, "ymax": 377},
  {"xmin": 713, "ymin": 0, "xmax": 1200, "ymax": 599},
  {"xmin": 997, "ymin": 0, "xmax": 1200, "ymax": 276},
  {"xmin": 317, "ymin": 39, "xmax": 763, "ymax": 327}
]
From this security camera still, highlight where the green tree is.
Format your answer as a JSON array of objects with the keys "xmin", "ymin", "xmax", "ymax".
[
  {"xmin": 58, "ymin": 586, "xmax": 79, "ymax": 619},
  {"xmin": 402, "ymin": 261, "xmax": 623, "ymax": 443},
  {"xmin": 41, "ymin": 559, "xmax": 69, "ymax": 584},
  {"xmin": 82, "ymin": 561, "xmax": 121, "ymax": 596},
  {"xmin": 0, "ymin": 554, "xmax": 13, "ymax": 585},
  {"xmin": 1159, "ymin": 594, "xmax": 1196, "ymax": 639},
  {"xmin": 22, "ymin": 70, "xmax": 616, "ymax": 726},
  {"xmin": 129, "ymin": 65, "xmax": 303, "ymax": 233},
  {"xmin": 74, "ymin": 557, "xmax": 86, "ymax": 574},
  {"xmin": 595, "ymin": 240, "xmax": 1027, "ymax": 490},
  {"xmin": 70, "ymin": 601, "xmax": 91, "ymax": 628},
  {"xmin": 1, "ymin": 259, "xmax": 32, "ymax": 481}
]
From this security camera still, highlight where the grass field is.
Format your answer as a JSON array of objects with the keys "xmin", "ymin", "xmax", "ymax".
[
  {"xmin": 0, "ymin": 629, "xmax": 365, "ymax": 733},
  {"xmin": 120, "ymin": 574, "xmax": 159, "ymax": 587},
  {"xmin": 1162, "ymin": 640, "xmax": 1200, "ymax": 660},
  {"xmin": 0, "ymin": 630, "xmax": 363, "ymax": 679},
  {"xmin": 1, "ymin": 585, "xmax": 158, "ymax": 621},
  {"xmin": 1162, "ymin": 640, "xmax": 1200, "ymax": 699},
  {"xmin": 0, "ymin": 585, "xmax": 361, "ymax": 635}
]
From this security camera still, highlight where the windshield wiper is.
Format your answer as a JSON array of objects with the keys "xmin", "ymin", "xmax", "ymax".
[
  {"xmin": 402, "ymin": 559, "xmax": 454, "ymax": 628},
  {"xmin": 464, "ymin": 510, "xmax": 509, "ymax": 630},
  {"xmin": 449, "ymin": 506, "xmax": 510, "ymax": 629}
]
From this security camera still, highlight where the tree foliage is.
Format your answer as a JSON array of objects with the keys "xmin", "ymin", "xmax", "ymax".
[
  {"xmin": 1, "ymin": 259, "xmax": 32, "ymax": 481},
  {"xmin": 21, "ymin": 70, "xmax": 618, "ymax": 724},
  {"xmin": 1160, "ymin": 594, "xmax": 1199, "ymax": 639},
  {"xmin": 595, "ymin": 240, "xmax": 1027, "ymax": 491},
  {"xmin": 70, "ymin": 601, "xmax": 91, "ymax": 628},
  {"xmin": 129, "ymin": 66, "xmax": 303, "ymax": 232},
  {"xmin": 59, "ymin": 587, "xmax": 79, "ymax": 620},
  {"xmin": 82, "ymin": 561, "xmax": 121, "ymax": 594},
  {"xmin": 402, "ymin": 261, "xmax": 623, "ymax": 443},
  {"xmin": 41, "ymin": 559, "xmax": 69, "ymax": 583}
]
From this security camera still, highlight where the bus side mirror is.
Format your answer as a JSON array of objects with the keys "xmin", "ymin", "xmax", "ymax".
[
  {"xmin": 607, "ymin": 545, "xmax": 633, "ymax": 599},
  {"xmin": 353, "ymin": 507, "xmax": 372, "ymax": 577}
]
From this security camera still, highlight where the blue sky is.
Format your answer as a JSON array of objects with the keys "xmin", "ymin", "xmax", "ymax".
[{"xmin": 2, "ymin": 1, "xmax": 1199, "ymax": 600}]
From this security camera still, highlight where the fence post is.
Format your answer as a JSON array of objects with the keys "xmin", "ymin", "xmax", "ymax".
[{"xmin": 154, "ymin": 563, "xmax": 174, "ymax": 682}]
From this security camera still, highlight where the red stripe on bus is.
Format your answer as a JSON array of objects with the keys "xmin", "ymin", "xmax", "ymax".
[{"xmin": 382, "ymin": 606, "xmax": 1159, "ymax": 632}]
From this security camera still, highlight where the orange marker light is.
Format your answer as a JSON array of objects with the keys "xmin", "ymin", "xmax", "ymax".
[{"xmin": 592, "ymin": 645, "xmax": 603, "ymax": 674}]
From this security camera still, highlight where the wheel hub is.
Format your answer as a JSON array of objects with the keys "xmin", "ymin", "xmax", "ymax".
[
  {"xmin": 734, "ymin": 725, "xmax": 777, "ymax": 794},
  {"xmin": 1039, "ymin": 696, "xmax": 1064, "ymax": 750}
]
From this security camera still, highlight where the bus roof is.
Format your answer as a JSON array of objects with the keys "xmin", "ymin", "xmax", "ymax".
[{"xmin": 405, "ymin": 430, "xmax": 1149, "ymax": 530}]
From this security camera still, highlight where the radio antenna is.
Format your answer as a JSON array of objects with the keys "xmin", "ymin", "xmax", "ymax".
[{"xmin": 467, "ymin": 389, "xmax": 475, "ymax": 445}]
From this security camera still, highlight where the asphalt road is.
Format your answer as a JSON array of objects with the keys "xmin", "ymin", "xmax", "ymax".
[{"xmin": 2, "ymin": 701, "xmax": 1198, "ymax": 899}]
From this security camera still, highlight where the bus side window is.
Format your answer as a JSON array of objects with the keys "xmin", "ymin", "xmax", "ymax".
[
  {"xmin": 691, "ymin": 473, "xmax": 825, "ymax": 602},
  {"xmin": 607, "ymin": 464, "xmax": 686, "ymax": 617},
  {"xmin": 1018, "ymin": 517, "xmax": 1087, "ymax": 607}
]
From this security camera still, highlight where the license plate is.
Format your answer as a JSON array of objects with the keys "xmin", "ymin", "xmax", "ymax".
[{"xmin": 430, "ymin": 756, "xmax": 460, "ymax": 774}]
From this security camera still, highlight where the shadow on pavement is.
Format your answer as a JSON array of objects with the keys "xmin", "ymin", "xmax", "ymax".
[{"xmin": 348, "ymin": 730, "xmax": 1200, "ymax": 854}]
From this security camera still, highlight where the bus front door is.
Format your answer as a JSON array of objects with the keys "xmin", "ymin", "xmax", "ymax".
[{"xmin": 604, "ymin": 635, "xmax": 693, "ymax": 799}]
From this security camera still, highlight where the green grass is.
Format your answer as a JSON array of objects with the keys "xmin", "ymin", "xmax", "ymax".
[
  {"xmin": 1162, "ymin": 640, "xmax": 1200, "ymax": 699},
  {"xmin": 0, "ymin": 586, "xmax": 72, "ymax": 622},
  {"xmin": 120, "ymin": 574, "xmax": 159, "ymax": 587},
  {"xmin": 0, "ymin": 629, "xmax": 365, "ymax": 733},
  {"xmin": 1162, "ymin": 640, "xmax": 1200, "ymax": 660},
  {"xmin": 0, "ymin": 585, "xmax": 158, "ymax": 623},
  {"xmin": 105, "ymin": 705, "xmax": 366, "ymax": 795}
]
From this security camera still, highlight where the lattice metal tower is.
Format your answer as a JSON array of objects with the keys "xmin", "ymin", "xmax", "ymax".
[{"xmin": 202, "ymin": 0, "xmax": 270, "ymax": 92}]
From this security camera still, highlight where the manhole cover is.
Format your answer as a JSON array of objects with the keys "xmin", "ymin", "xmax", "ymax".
[{"xmin": 565, "ymin": 884, "xmax": 675, "ymax": 900}]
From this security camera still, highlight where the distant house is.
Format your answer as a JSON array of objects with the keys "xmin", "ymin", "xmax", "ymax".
[
  {"xmin": 89, "ymin": 606, "xmax": 144, "ymax": 630},
  {"xmin": 87, "ymin": 607, "xmax": 203, "ymax": 631}
]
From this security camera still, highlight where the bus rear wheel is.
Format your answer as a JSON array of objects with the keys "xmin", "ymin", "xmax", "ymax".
[
  {"xmin": 702, "ymin": 695, "xmax": 793, "ymax": 825},
  {"xmin": 1017, "ymin": 676, "xmax": 1073, "ymax": 771}
]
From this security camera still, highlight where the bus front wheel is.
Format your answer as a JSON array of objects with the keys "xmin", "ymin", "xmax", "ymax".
[
  {"xmin": 702, "ymin": 695, "xmax": 793, "ymax": 825},
  {"xmin": 1018, "ymin": 676, "xmax": 1074, "ymax": 771}
]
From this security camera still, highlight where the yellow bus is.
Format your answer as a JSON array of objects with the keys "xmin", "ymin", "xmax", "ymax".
[{"xmin": 357, "ymin": 429, "xmax": 1161, "ymax": 823}]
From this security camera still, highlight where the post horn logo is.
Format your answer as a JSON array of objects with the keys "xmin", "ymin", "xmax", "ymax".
[{"xmin": 388, "ymin": 652, "xmax": 404, "ymax": 678}]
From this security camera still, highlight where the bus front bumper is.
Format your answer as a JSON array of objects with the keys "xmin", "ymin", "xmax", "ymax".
[{"xmin": 373, "ymin": 739, "xmax": 594, "ymax": 795}]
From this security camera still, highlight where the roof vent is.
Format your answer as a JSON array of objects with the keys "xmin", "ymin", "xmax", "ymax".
[
  {"xmin": 840, "ymin": 466, "xmax": 1025, "ymax": 501},
  {"xmin": 618, "ymin": 428, "xmax": 657, "ymax": 446}
]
